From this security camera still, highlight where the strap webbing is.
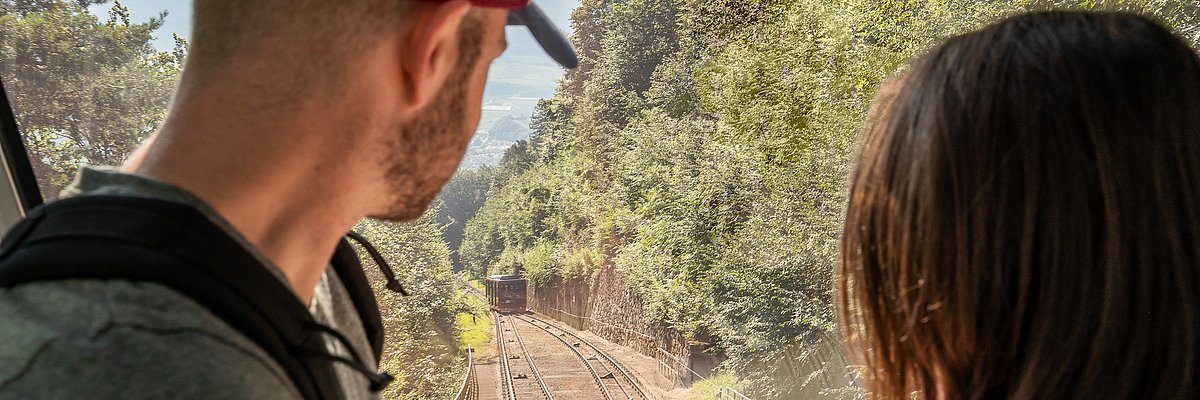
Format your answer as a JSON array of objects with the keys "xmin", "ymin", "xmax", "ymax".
[
  {"xmin": 330, "ymin": 240, "xmax": 385, "ymax": 361},
  {"xmin": 0, "ymin": 196, "xmax": 345, "ymax": 400}
]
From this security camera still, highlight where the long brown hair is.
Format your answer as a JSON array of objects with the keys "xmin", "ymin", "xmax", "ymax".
[{"xmin": 839, "ymin": 11, "xmax": 1200, "ymax": 399}]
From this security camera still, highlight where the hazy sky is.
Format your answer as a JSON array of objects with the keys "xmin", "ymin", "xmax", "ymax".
[
  {"xmin": 89, "ymin": 0, "xmax": 191, "ymax": 51},
  {"xmin": 90, "ymin": 1, "xmax": 582, "ymax": 52}
]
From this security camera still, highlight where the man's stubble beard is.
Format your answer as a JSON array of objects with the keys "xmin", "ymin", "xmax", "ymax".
[
  {"xmin": 374, "ymin": 79, "xmax": 469, "ymax": 221},
  {"xmin": 374, "ymin": 24, "xmax": 484, "ymax": 221}
]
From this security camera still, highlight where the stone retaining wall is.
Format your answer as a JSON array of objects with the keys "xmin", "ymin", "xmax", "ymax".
[{"xmin": 527, "ymin": 264, "xmax": 711, "ymax": 386}]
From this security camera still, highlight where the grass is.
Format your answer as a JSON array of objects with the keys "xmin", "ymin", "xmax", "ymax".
[{"xmin": 455, "ymin": 289, "xmax": 494, "ymax": 360}]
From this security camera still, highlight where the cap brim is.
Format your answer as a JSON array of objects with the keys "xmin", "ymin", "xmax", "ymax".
[{"xmin": 507, "ymin": 3, "xmax": 579, "ymax": 69}]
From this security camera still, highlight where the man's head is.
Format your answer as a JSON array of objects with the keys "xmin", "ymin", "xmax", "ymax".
[{"xmin": 181, "ymin": 0, "xmax": 512, "ymax": 221}]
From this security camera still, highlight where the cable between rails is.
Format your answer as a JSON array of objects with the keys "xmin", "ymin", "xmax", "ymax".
[
  {"xmin": 514, "ymin": 315, "xmax": 616, "ymax": 400},
  {"xmin": 505, "ymin": 313, "xmax": 555, "ymax": 400},
  {"xmin": 495, "ymin": 312, "xmax": 519, "ymax": 400},
  {"xmin": 525, "ymin": 314, "xmax": 649, "ymax": 400}
]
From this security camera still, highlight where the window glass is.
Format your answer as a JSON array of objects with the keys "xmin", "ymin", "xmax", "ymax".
[
  {"xmin": 1, "ymin": 0, "xmax": 186, "ymax": 198},
  {"xmin": 3, "ymin": 1, "xmax": 1198, "ymax": 400}
]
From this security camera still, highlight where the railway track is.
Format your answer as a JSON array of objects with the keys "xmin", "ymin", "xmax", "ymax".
[
  {"xmin": 495, "ymin": 311, "xmax": 650, "ymax": 400},
  {"xmin": 519, "ymin": 314, "xmax": 649, "ymax": 400},
  {"xmin": 496, "ymin": 312, "xmax": 555, "ymax": 399}
]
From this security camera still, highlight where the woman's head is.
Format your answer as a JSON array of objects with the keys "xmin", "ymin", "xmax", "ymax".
[{"xmin": 840, "ymin": 11, "xmax": 1200, "ymax": 399}]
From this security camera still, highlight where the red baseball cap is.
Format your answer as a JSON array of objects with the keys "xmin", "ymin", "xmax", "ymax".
[
  {"xmin": 462, "ymin": 0, "xmax": 530, "ymax": 7},
  {"xmin": 423, "ymin": 0, "xmax": 578, "ymax": 69}
]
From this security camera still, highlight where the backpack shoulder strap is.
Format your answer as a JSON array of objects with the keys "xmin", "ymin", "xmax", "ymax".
[
  {"xmin": 0, "ymin": 196, "xmax": 343, "ymax": 400},
  {"xmin": 330, "ymin": 240, "xmax": 385, "ymax": 362}
]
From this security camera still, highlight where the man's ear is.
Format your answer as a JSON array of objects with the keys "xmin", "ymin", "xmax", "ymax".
[{"xmin": 398, "ymin": 0, "xmax": 472, "ymax": 112}]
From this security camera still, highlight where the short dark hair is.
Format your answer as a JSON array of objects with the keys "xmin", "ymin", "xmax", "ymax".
[
  {"xmin": 191, "ymin": 0, "xmax": 415, "ymax": 61},
  {"xmin": 840, "ymin": 11, "xmax": 1200, "ymax": 399},
  {"xmin": 186, "ymin": 1, "xmax": 486, "ymax": 102}
]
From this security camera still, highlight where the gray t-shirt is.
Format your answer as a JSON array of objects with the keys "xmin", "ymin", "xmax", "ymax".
[{"xmin": 0, "ymin": 167, "xmax": 381, "ymax": 399}]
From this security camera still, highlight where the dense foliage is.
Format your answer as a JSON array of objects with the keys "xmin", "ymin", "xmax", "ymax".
[
  {"xmin": 435, "ymin": 166, "xmax": 496, "ymax": 270},
  {"xmin": 356, "ymin": 216, "xmax": 473, "ymax": 400},
  {"xmin": 0, "ymin": 0, "xmax": 184, "ymax": 197},
  {"xmin": 456, "ymin": 0, "xmax": 1200, "ymax": 398}
]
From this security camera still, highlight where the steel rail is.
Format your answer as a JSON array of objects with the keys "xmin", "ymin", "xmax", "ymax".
[
  {"xmin": 505, "ymin": 313, "xmax": 555, "ymax": 400},
  {"xmin": 461, "ymin": 278, "xmax": 485, "ymax": 298},
  {"xmin": 589, "ymin": 347, "xmax": 635, "ymax": 400},
  {"xmin": 578, "ymin": 339, "xmax": 634, "ymax": 400},
  {"xmin": 525, "ymin": 314, "xmax": 649, "ymax": 400},
  {"xmin": 495, "ymin": 312, "xmax": 519, "ymax": 400},
  {"xmin": 471, "ymin": 280, "xmax": 647, "ymax": 400},
  {"xmin": 514, "ymin": 316, "xmax": 615, "ymax": 400},
  {"xmin": 522, "ymin": 315, "xmax": 635, "ymax": 399}
]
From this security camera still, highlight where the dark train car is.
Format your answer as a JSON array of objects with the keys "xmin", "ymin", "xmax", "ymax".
[{"xmin": 484, "ymin": 275, "xmax": 527, "ymax": 313}]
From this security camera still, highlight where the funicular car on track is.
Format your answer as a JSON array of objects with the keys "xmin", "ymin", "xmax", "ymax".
[{"xmin": 484, "ymin": 275, "xmax": 527, "ymax": 313}]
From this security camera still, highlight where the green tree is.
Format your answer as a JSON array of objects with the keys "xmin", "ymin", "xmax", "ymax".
[
  {"xmin": 356, "ymin": 215, "xmax": 472, "ymax": 400},
  {"xmin": 435, "ymin": 166, "xmax": 496, "ymax": 270},
  {"xmin": 486, "ymin": 115, "xmax": 526, "ymax": 141},
  {"xmin": 461, "ymin": 0, "xmax": 1200, "ymax": 398},
  {"xmin": 0, "ymin": 0, "xmax": 184, "ymax": 197}
]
